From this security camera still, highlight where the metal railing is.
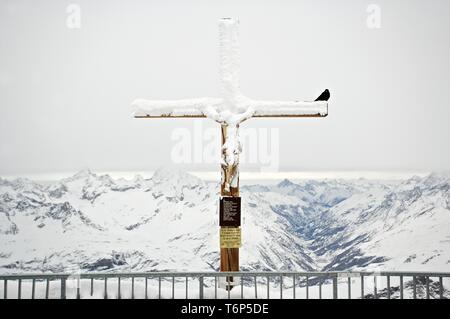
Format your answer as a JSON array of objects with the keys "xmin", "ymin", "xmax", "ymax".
[{"xmin": 0, "ymin": 271, "xmax": 448, "ymax": 299}]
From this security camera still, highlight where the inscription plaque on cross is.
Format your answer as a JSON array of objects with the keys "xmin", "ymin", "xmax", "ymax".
[
  {"xmin": 131, "ymin": 18, "xmax": 329, "ymax": 288},
  {"xmin": 220, "ymin": 197, "xmax": 241, "ymax": 227}
]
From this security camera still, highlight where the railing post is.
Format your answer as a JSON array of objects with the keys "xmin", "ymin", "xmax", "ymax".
[
  {"xmin": 61, "ymin": 277, "xmax": 66, "ymax": 300},
  {"xmin": 280, "ymin": 275, "xmax": 283, "ymax": 299},
  {"xmin": 18, "ymin": 279, "xmax": 22, "ymax": 299},
  {"xmin": 293, "ymin": 276, "xmax": 296, "ymax": 299},
  {"xmin": 319, "ymin": 278, "xmax": 322, "ymax": 299},
  {"xmin": 400, "ymin": 275, "xmax": 403, "ymax": 299},
  {"xmin": 104, "ymin": 277, "xmax": 108, "ymax": 299},
  {"xmin": 360, "ymin": 275, "xmax": 364, "ymax": 299},
  {"xmin": 306, "ymin": 276, "xmax": 309, "ymax": 299},
  {"xmin": 332, "ymin": 275, "xmax": 338, "ymax": 299},
  {"xmin": 46, "ymin": 279, "xmax": 49, "ymax": 299},
  {"xmin": 254, "ymin": 276, "xmax": 258, "ymax": 299},
  {"xmin": 387, "ymin": 276, "xmax": 390, "ymax": 299},
  {"xmin": 32, "ymin": 279, "xmax": 36, "ymax": 299},
  {"xmin": 215, "ymin": 276, "xmax": 218, "ymax": 299},
  {"xmin": 76, "ymin": 277, "xmax": 81, "ymax": 299},
  {"xmin": 199, "ymin": 276, "xmax": 204, "ymax": 299},
  {"xmin": 373, "ymin": 276, "xmax": 378, "ymax": 299},
  {"xmin": 118, "ymin": 277, "xmax": 121, "ymax": 299},
  {"xmin": 347, "ymin": 277, "xmax": 351, "ymax": 299},
  {"xmin": 172, "ymin": 276, "xmax": 175, "ymax": 299}
]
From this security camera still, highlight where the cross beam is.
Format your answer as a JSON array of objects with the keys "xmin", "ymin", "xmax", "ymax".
[
  {"xmin": 133, "ymin": 97, "xmax": 328, "ymax": 118},
  {"xmin": 131, "ymin": 18, "xmax": 329, "ymax": 287}
]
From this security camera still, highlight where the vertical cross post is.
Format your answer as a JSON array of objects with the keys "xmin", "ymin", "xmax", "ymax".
[{"xmin": 220, "ymin": 124, "xmax": 240, "ymax": 286}]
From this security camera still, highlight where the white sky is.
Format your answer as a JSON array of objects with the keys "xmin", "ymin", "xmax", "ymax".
[{"xmin": 1, "ymin": 0, "xmax": 450, "ymax": 177}]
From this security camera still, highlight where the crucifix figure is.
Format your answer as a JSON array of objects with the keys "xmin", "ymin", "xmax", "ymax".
[{"xmin": 131, "ymin": 18, "xmax": 329, "ymax": 287}]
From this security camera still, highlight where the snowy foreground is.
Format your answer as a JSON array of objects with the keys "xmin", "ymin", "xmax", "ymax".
[{"xmin": 0, "ymin": 169, "xmax": 449, "ymax": 276}]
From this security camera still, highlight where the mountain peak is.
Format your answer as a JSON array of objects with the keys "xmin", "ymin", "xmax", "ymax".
[
  {"xmin": 418, "ymin": 172, "xmax": 450, "ymax": 188},
  {"xmin": 70, "ymin": 169, "xmax": 96, "ymax": 180},
  {"xmin": 278, "ymin": 178, "xmax": 295, "ymax": 188},
  {"xmin": 151, "ymin": 167, "xmax": 201, "ymax": 185}
]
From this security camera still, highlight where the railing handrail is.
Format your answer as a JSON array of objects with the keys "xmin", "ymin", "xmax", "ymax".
[{"xmin": 1, "ymin": 270, "xmax": 450, "ymax": 280}]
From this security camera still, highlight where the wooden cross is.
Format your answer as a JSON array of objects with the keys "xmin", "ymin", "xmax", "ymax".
[{"xmin": 131, "ymin": 18, "xmax": 329, "ymax": 285}]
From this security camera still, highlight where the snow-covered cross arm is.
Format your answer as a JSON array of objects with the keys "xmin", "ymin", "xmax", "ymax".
[
  {"xmin": 132, "ymin": 98, "xmax": 221, "ymax": 118},
  {"xmin": 244, "ymin": 95, "xmax": 329, "ymax": 118},
  {"xmin": 132, "ymin": 94, "xmax": 328, "ymax": 119},
  {"xmin": 131, "ymin": 18, "xmax": 329, "ymax": 121}
]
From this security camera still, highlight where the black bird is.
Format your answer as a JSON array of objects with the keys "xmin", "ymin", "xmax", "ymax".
[{"xmin": 315, "ymin": 89, "xmax": 330, "ymax": 102}]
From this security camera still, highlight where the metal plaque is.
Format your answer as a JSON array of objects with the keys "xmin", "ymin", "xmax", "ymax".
[
  {"xmin": 220, "ymin": 227, "xmax": 242, "ymax": 248},
  {"xmin": 220, "ymin": 197, "xmax": 241, "ymax": 227}
]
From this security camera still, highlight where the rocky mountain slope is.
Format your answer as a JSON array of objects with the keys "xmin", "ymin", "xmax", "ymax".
[{"xmin": 0, "ymin": 169, "xmax": 449, "ymax": 274}]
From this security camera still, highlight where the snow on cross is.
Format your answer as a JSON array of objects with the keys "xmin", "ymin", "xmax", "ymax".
[
  {"xmin": 131, "ymin": 18, "xmax": 330, "ymax": 284},
  {"xmin": 132, "ymin": 18, "xmax": 329, "ymax": 120}
]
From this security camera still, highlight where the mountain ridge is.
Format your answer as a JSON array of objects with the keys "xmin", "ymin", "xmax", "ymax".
[{"xmin": 0, "ymin": 168, "xmax": 449, "ymax": 274}]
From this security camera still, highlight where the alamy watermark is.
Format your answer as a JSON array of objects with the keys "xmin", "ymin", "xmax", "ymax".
[
  {"xmin": 171, "ymin": 120, "xmax": 280, "ymax": 172},
  {"xmin": 66, "ymin": 4, "xmax": 81, "ymax": 29},
  {"xmin": 366, "ymin": 4, "xmax": 381, "ymax": 29}
]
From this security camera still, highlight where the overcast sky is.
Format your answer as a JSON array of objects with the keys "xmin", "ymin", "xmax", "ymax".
[{"xmin": 1, "ymin": 0, "xmax": 449, "ymax": 177}]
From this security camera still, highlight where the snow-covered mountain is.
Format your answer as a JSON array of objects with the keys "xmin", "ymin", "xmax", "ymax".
[{"xmin": 0, "ymin": 169, "xmax": 449, "ymax": 274}]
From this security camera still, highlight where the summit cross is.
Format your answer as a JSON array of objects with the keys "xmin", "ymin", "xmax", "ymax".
[{"xmin": 131, "ymin": 18, "xmax": 330, "ymax": 287}]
